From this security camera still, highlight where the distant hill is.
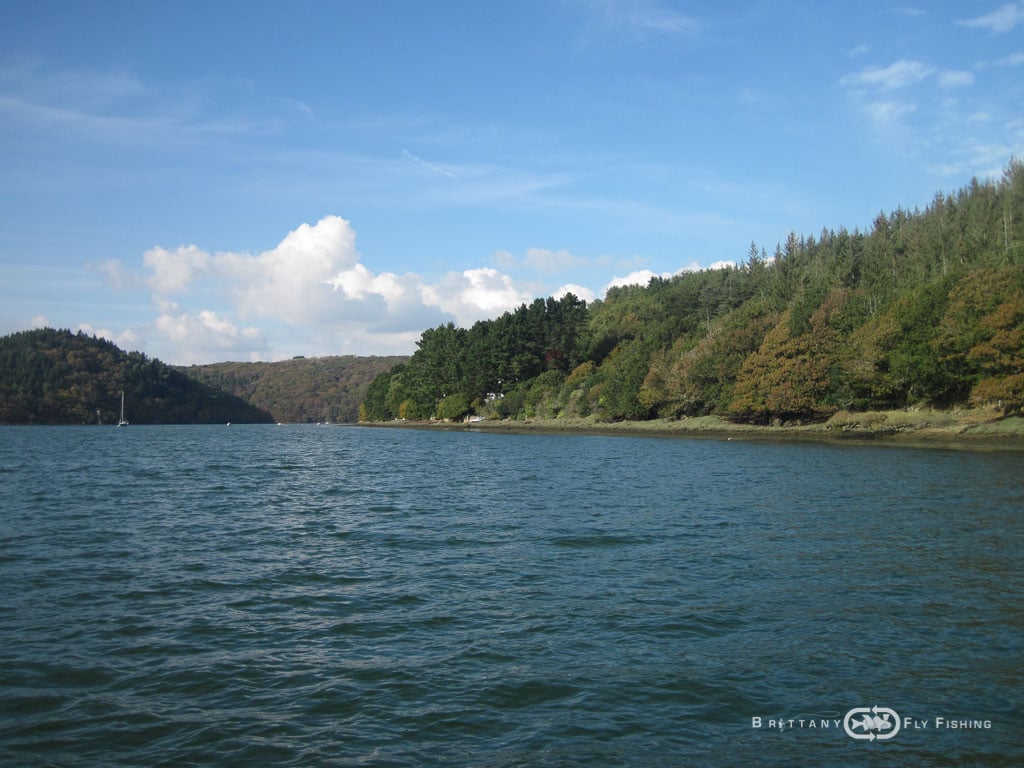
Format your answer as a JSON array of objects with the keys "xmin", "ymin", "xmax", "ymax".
[
  {"xmin": 0, "ymin": 328, "xmax": 274, "ymax": 425},
  {"xmin": 179, "ymin": 355, "xmax": 408, "ymax": 423}
]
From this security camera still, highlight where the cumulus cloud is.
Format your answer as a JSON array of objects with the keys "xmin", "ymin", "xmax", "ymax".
[
  {"xmin": 604, "ymin": 267, "xmax": 691, "ymax": 294},
  {"xmin": 219, "ymin": 215, "xmax": 361, "ymax": 324},
  {"xmin": 103, "ymin": 215, "xmax": 550, "ymax": 363},
  {"xmin": 76, "ymin": 322, "xmax": 140, "ymax": 351},
  {"xmin": 150, "ymin": 308, "xmax": 267, "ymax": 363},
  {"xmin": 958, "ymin": 3, "xmax": 1024, "ymax": 33},
  {"xmin": 143, "ymin": 244, "xmax": 211, "ymax": 296},
  {"xmin": 428, "ymin": 268, "xmax": 533, "ymax": 325},
  {"xmin": 606, "ymin": 269, "xmax": 664, "ymax": 290},
  {"xmin": 602, "ymin": 261, "xmax": 735, "ymax": 296},
  {"xmin": 554, "ymin": 283, "xmax": 596, "ymax": 303}
]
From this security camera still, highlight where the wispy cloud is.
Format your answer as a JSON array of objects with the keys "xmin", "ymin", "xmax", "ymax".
[
  {"xmin": 840, "ymin": 60, "xmax": 934, "ymax": 90},
  {"xmin": 838, "ymin": 59, "xmax": 976, "ymax": 128},
  {"xmin": 958, "ymin": 3, "xmax": 1024, "ymax": 33},
  {"xmin": 979, "ymin": 52, "xmax": 1024, "ymax": 67},
  {"xmin": 0, "ymin": 63, "xmax": 146, "ymax": 107},
  {"xmin": 863, "ymin": 101, "xmax": 917, "ymax": 124},
  {"xmin": 523, "ymin": 247, "xmax": 587, "ymax": 273},
  {"xmin": 0, "ymin": 61, "xmax": 298, "ymax": 147},
  {"xmin": 401, "ymin": 149, "xmax": 462, "ymax": 181},
  {"xmin": 0, "ymin": 93, "xmax": 178, "ymax": 142},
  {"xmin": 581, "ymin": 0, "xmax": 699, "ymax": 38},
  {"xmin": 938, "ymin": 70, "xmax": 975, "ymax": 89},
  {"xmin": 284, "ymin": 98, "xmax": 316, "ymax": 119}
]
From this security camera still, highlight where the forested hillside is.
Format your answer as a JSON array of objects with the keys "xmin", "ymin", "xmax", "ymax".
[
  {"xmin": 181, "ymin": 355, "xmax": 407, "ymax": 423},
  {"xmin": 0, "ymin": 329, "xmax": 273, "ymax": 424},
  {"xmin": 362, "ymin": 161, "xmax": 1024, "ymax": 424}
]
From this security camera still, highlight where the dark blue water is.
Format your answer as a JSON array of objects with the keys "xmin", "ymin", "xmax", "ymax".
[{"xmin": 1, "ymin": 425, "xmax": 1021, "ymax": 767}]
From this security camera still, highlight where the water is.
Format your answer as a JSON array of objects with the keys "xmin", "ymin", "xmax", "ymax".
[{"xmin": 0, "ymin": 425, "xmax": 1021, "ymax": 767}]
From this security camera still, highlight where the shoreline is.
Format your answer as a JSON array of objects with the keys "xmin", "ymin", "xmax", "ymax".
[{"xmin": 360, "ymin": 409, "xmax": 1024, "ymax": 450}]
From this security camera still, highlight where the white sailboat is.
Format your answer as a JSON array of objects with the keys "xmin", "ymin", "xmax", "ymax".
[{"xmin": 118, "ymin": 391, "xmax": 129, "ymax": 427}]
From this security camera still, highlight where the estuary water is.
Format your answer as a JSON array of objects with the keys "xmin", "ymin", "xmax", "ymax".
[{"xmin": 0, "ymin": 424, "xmax": 1021, "ymax": 767}]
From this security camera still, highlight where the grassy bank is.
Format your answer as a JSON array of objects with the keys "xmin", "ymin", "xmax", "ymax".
[{"xmin": 363, "ymin": 408, "xmax": 1024, "ymax": 449}]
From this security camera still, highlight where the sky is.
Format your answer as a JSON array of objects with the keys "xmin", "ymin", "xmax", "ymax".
[{"xmin": 2, "ymin": 1, "xmax": 1023, "ymax": 364}]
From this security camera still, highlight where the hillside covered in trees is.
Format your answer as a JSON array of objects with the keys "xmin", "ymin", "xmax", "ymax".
[
  {"xmin": 361, "ymin": 161, "xmax": 1024, "ymax": 425},
  {"xmin": 180, "ymin": 355, "xmax": 407, "ymax": 423},
  {"xmin": 0, "ymin": 329, "xmax": 273, "ymax": 424}
]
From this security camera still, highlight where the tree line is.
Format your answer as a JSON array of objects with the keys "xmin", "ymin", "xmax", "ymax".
[{"xmin": 361, "ymin": 160, "xmax": 1024, "ymax": 424}]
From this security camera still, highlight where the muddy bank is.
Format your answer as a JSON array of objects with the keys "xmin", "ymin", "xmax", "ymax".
[{"xmin": 362, "ymin": 409, "xmax": 1024, "ymax": 450}]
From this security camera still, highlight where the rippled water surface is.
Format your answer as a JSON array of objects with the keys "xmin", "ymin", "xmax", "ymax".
[{"xmin": 1, "ymin": 425, "xmax": 1021, "ymax": 766}]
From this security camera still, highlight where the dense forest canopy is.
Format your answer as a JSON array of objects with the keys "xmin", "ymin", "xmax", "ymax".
[
  {"xmin": 0, "ymin": 329, "xmax": 273, "ymax": 424},
  {"xmin": 361, "ymin": 161, "xmax": 1024, "ymax": 424},
  {"xmin": 180, "ymin": 355, "xmax": 407, "ymax": 423}
]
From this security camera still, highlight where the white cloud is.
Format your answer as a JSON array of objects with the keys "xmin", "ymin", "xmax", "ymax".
[
  {"xmin": 103, "ymin": 215, "xmax": 549, "ymax": 363},
  {"xmin": 429, "ymin": 268, "xmax": 533, "ymax": 325},
  {"xmin": 602, "ymin": 260, "xmax": 735, "ymax": 296},
  {"xmin": 590, "ymin": 0, "xmax": 699, "ymax": 36},
  {"xmin": 143, "ymin": 244, "xmax": 210, "ymax": 296},
  {"xmin": 840, "ymin": 60, "xmax": 934, "ymax": 90},
  {"xmin": 76, "ymin": 322, "xmax": 140, "ymax": 352},
  {"xmin": 492, "ymin": 249, "xmax": 517, "ymax": 269},
  {"xmin": 938, "ymin": 70, "xmax": 974, "ymax": 89},
  {"xmin": 152, "ymin": 309, "xmax": 267, "ymax": 363},
  {"xmin": 604, "ymin": 268, "xmax": 676, "ymax": 293},
  {"xmin": 554, "ymin": 283, "xmax": 596, "ymax": 303},
  {"xmin": 30, "ymin": 315, "xmax": 48, "ymax": 329},
  {"xmin": 402, "ymin": 149, "xmax": 461, "ymax": 181},
  {"xmin": 959, "ymin": 3, "xmax": 1024, "ymax": 33},
  {"xmin": 220, "ymin": 215, "xmax": 360, "ymax": 325},
  {"xmin": 864, "ymin": 100, "xmax": 918, "ymax": 123},
  {"xmin": 90, "ymin": 259, "xmax": 137, "ymax": 290}
]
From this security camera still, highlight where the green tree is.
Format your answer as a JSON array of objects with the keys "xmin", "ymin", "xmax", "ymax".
[{"xmin": 436, "ymin": 392, "xmax": 470, "ymax": 421}]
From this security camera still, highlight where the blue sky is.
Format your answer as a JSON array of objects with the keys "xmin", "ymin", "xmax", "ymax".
[{"xmin": 2, "ymin": 1, "xmax": 1022, "ymax": 364}]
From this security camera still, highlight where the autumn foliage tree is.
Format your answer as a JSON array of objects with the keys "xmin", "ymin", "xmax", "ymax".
[{"xmin": 362, "ymin": 161, "xmax": 1024, "ymax": 423}]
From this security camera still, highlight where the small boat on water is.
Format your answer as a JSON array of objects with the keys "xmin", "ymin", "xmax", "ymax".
[{"xmin": 118, "ymin": 391, "xmax": 129, "ymax": 427}]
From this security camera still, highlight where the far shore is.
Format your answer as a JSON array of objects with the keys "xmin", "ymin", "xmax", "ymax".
[{"xmin": 360, "ymin": 408, "xmax": 1024, "ymax": 450}]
